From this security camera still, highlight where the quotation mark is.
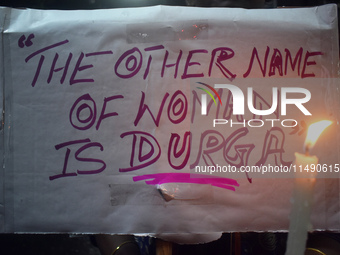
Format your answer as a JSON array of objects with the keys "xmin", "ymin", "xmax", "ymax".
[{"xmin": 18, "ymin": 34, "xmax": 35, "ymax": 48}]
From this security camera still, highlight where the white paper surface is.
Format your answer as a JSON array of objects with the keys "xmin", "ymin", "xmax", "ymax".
[{"xmin": 0, "ymin": 4, "xmax": 339, "ymax": 241}]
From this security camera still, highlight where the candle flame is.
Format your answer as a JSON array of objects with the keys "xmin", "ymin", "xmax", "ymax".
[{"xmin": 304, "ymin": 120, "xmax": 332, "ymax": 150}]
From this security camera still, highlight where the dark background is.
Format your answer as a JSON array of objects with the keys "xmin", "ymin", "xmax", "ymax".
[{"xmin": 0, "ymin": 0, "xmax": 339, "ymax": 9}]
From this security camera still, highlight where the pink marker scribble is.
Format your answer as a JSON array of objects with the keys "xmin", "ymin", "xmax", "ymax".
[{"xmin": 133, "ymin": 173, "xmax": 239, "ymax": 191}]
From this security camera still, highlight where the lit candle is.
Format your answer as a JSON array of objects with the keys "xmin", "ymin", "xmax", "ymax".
[{"xmin": 285, "ymin": 120, "xmax": 332, "ymax": 255}]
